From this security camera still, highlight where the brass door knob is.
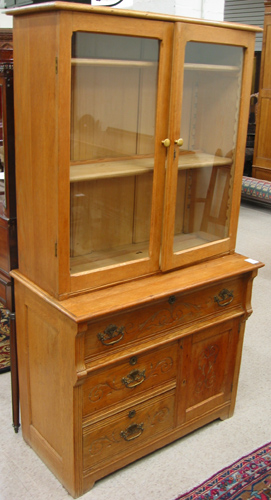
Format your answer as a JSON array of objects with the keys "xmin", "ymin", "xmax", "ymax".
[
  {"xmin": 174, "ymin": 138, "xmax": 184, "ymax": 147},
  {"xmin": 161, "ymin": 138, "xmax": 171, "ymax": 148}
]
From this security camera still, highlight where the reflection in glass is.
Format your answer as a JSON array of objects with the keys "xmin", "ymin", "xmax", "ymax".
[
  {"xmin": 174, "ymin": 43, "xmax": 243, "ymax": 254},
  {"xmin": 70, "ymin": 33, "xmax": 159, "ymax": 274},
  {"xmin": 0, "ymin": 84, "xmax": 5, "ymax": 207}
]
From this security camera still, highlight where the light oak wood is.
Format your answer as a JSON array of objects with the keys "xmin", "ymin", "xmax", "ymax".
[
  {"xmin": 6, "ymin": 1, "xmax": 262, "ymax": 33},
  {"xmin": 9, "ymin": 4, "xmax": 259, "ymax": 297},
  {"xmin": 12, "ymin": 8, "xmax": 175, "ymax": 297},
  {"xmin": 161, "ymin": 23, "xmax": 256, "ymax": 272},
  {"xmin": 8, "ymin": 3, "xmax": 262, "ymax": 498},
  {"xmin": 71, "ymin": 58, "xmax": 156, "ymax": 67},
  {"xmin": 70, "ymin": 153, "xmax": 232, "ymax": 182},
  {"xmin": 11, "ymin": 254, "xmax": 263, "ymax": 497}
]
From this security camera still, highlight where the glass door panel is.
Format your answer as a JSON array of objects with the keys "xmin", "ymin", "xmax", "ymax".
[
  {"xmin": 174, "ymin": 42, "xmax": 243, "ymax": 254},
  {"xmin": 70, "ymin": 33, "xmax": 159, "ymax": 275}
]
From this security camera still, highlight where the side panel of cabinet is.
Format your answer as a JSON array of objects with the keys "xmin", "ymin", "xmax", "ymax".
[
  {"xmin": 13, "ymin": 279, "xmax": 82, "ymax": 497},
  {"xmin": 177, "ymin": 318, "xmax": 241, "ymax": 425},
  {"xmin": 12, "ymin": 14, "xmax": 60, "ymax": 296}
]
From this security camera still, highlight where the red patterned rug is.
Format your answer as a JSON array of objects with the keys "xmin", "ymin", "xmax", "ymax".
[
  {"xmin": 241, "ymin": 176, "xmax": 271, "ymax": 207},
  {"xmin": 174, "ymin": 442, "xmax": 271, "ymax": 500},
  {"xmin": 0, "ymin": 302, "xmax": 10, "ymax": 373}
]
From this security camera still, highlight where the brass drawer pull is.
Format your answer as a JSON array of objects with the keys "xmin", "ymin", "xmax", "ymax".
[
  {"xmin": 97, "ymin": 324, "xmax": 124, "ymax": 346},
  {"xmin": 122, "ymin": 369, "xmax": 146, "ymax": 388},
  {"xmin": 214, "ymin": 289, "xmax": 234, "ymax": 307},
  {"xmin": 120, "ymin": 423, "xmax": 144, "ymax": 441}
]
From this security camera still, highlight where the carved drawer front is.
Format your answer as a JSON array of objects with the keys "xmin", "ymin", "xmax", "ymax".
[
  {"xmin": 85, "ymin": 277, "xmax": 243, "ymax": 360},
  {"xmin": 83, "ymin": 343, "xmax": 177, "ymax": 416},
  {"xmin": 83, "ymin": 389, "xmax": 175, "ymax": 473}
]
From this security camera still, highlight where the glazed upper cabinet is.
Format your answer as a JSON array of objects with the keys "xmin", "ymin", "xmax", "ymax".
[{"xmin": 11, "ymin": 5, "xmax": 257, "ymax": 298}]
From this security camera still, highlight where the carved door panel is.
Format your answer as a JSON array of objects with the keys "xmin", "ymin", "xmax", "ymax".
[{"xmin": 177, "ymin": 318, "xmax": 240, "ymax": 424}]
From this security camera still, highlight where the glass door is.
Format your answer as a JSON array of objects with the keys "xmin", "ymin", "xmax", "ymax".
[
  {"xmin": 161, "ymin": 24, "xmax": 247, "ymax": 271},
  {"xmin": 69, "ymin": 31, "xmax": 166, "ymax": 279}
]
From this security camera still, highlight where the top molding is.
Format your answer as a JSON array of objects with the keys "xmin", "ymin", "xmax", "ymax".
[{"xmin": 6, "ymin": 0, "xmax": 263, "ymax": 32}]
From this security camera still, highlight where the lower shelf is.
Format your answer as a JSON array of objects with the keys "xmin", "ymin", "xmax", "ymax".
[
  {"xmin": 70, "ymin": 241, "xmax": 150, "ymax": 274},
  {"xmin": 71, "ymin": 230, "xmax": 225, "ymax": 275}
]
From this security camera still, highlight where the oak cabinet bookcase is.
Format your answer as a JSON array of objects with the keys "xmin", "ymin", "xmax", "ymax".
[{"xmin": 8, "ymin": 3, "xmax": 263, "ymax": 497}]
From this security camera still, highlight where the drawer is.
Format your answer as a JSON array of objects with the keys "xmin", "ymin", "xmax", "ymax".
[
  {"xmin": 83, "ymin": 389, "xmax": 175, "ymax": 473},
  {"xmin": 0, "ymin": 222, "xmax": 9, "ymax": 273},
  {"xmin": 85, "ymin": 277, "xmax": 244, "ymax": 360},
  {"xmin": 0, "ymin": 272, "xmax": 12, "ymax": 308},
  {"xmin": 83, "ymin": 342, "xmax": 177, "ymax": 416}
]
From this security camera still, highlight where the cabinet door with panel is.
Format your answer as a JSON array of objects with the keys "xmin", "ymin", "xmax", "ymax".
[{"xmin": 177, "ymin": 318, "xmax": 242, "ymax": 425}]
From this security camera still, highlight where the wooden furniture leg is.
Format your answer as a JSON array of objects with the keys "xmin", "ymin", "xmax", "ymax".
[{"xmin": 9, "ymin": 311, "xmax": 20, "ymax": 433}]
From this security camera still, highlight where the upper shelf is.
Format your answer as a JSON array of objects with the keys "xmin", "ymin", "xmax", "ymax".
[
  {"xmin": 71, "ymin": 58, "xmax": 157, "ymax": 68},
  {"xmin": 71, "ymin": 58, "xmax": 239, "ymax": 73},
  {"xmin": 70, "ymin": 157, "xmax": 154, "ymax": 182},
  {"xmin": 184, "ymin": 63, "xmax": 240, "ymax": 73},
  {"xmin": 70, "ymin": 152, "xmax": 233, "ymax": 182}
]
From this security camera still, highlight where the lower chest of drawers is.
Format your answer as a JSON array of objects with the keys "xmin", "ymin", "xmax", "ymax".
[{"xmin": 13, "ymin": 260, "xmax": 260, "ymax": 498}]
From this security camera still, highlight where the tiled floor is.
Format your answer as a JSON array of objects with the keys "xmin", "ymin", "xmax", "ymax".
[{"xmin": 1, "ymin": 201, "xmax": 271, "ymax": 500}]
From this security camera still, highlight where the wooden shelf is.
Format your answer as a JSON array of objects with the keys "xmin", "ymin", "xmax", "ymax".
[
  {"xmin": 184, "ymin": 63, "xmax": 240, "ymax": 73},
  {"xmin": 71, "ymin": 241, "xmax": 149, "ymax": 274},
  {"xmin": 70, "ymin": 157, "xmax": 154, "ymax": 182},
  {"xmin": 71, "ymin": 58, "xmax": 238, "ymax": 73},
  {"xmin": 178, "ymin": 152, "xmax": 232, "ymax": 170},
  {"xmin": 173, "ymin": 231, "xmax": 222, "ymax": 253},
  {"xmin": 70, "ymin": 152, "xmax": 232, "ymax": 182},
  {"xmin": 71, "ymin": 58, "xmax": 157, "ymax": 68}
]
